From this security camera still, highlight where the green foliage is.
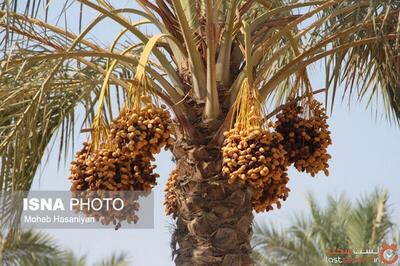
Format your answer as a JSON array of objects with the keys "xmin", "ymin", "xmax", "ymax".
[
  {"xmin": 0, "ymin": 229, "xmax": 69, "ymax": 266},
  {"xmin": 0, "ymin": 229, "xmax": 130, "ymax": 266},
  {"xmin": 253, "ymin": 189, "xmax": 399, "ymax": 266},
  {"xmin": 94, "ymin": 252, "xmax": 130, "ymax": 266}
]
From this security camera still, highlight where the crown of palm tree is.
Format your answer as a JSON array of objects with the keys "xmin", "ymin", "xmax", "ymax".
[{"xmin": 0, "ymin": 0, "xmax": 399, "ymax": 242}]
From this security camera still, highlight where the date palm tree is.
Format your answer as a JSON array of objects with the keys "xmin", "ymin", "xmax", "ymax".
[
  {"xmin": 0, "ymin": 0, "xmax": 399, "ymax": 265},
  {"xmin": 253, "ymin": 189, "xmax": 400, "ymax": 266},
  {"xmin": 1, "ymin": 229, "xmax": 73, "ymax": 266},
  {"xmin": 0, "ymin": 229, "xmax": 129, "ymax": 266}
]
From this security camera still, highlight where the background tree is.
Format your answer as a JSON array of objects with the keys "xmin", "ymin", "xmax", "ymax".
[
  {"xmin": 0, "ymin": 0, "xmax": 399, "ymax": 265},
  {"xmin": 252, "ymin": 189, "xmax": 400, "ymax": 266},
  {"xmin": 0, "ymin": 229, "xmax": 129, "ymax": 266},
  {"xmin": 0, "ymin": 229, "xmax": 68, "ymax": 266}
]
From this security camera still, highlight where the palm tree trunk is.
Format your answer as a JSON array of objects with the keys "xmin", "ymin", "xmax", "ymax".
[{"xmin": 171, "ymin": 139, "xmax": 254, "ymax": 266}]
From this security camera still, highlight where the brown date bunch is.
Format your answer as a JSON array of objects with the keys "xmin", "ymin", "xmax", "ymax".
[
  {"xmin": 69, "ymin": 142, "xmax": 159, "ymax": 192},
  {"xmin": 109, "ymin": 95, "xmax": 174, "ymax": 157},
  {"xmin": 68, "ymin": 143, "xmax": 157, "ymax": 229},
  {"xmin": 68, "ymin": 94, "xmax": 174, "ymax": 228},
  {"xmin": 275, "ymin": 99, "xmax": 332, "ymax": 176},
  {"xmin": 71, "ymin": 190, "xmax": 142, "ymax": 229},
  {"xmin": 164, "ymin": 169, "xmax": 178, "ymax": 216},
  {"xmin": 253, "ymin": 171, "xmax": 290, "ymax": 212}
]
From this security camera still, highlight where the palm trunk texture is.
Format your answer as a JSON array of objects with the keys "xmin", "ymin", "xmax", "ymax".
[{"xmin": 171, "ymin": 136, "xmax": 254, "ymax": 266}]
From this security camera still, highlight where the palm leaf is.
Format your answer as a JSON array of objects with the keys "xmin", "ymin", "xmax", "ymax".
[
  {"xmin": 1, "ymin": 229, "xmax": 68, "ymax": 266},
  {"xmin": 94, "ymin": 252, "xmax": 130, "ymax": 266}
]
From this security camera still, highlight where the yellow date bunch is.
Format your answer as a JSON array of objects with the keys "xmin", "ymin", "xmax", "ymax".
[
  {"xmin": 164, "ymin": 169, "xmax": 178, "ymax": 216},
  {"xmin": 222, "ymin": 78, "xmax": 291, "ymax": 213},
  {"xmin": 222, "ymin": 121, "xmax": 290, "ymax": 212}
]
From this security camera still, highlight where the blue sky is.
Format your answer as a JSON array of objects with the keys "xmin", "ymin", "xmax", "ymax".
[{"xmin": 25, "ymin": 1, "xmax": 400, "ymax": 265}]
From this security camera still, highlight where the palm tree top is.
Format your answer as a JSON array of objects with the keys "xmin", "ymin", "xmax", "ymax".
[{"xmin": 1, "ymin": 0, "xmax": 399, "ymax": 192}]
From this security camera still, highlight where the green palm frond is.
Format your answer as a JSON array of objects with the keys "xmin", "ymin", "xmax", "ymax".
[
  {"xmin": 94, "ymin": 252, "xmax": 130, "ymax": 266},
  {"xmin": 307, "ymin": 193, "xmax": 352, "ymax": 249},
  {"xmin": 253, "ymin": 222, "xmax": 304, "ymax": 266},
  {"xmin": 0, "ymin": 229, "xmax": 67, "ymax": 266},
  {"xmin": 0, "ymin": 46, "xmax": 109, "ymax": 182},
  {"xmin": 60, "ymin": 250, "xmax": 87, "ymax": 266},
  {"xmin": 253, "ymin": 189, "xmax": 398, "ymax": 266},
  {"xmin": 0, "ymin": 229, "xmax": 129, "ymax": 266},
  {"xmin": 320, "ymin": 0, "xmax": 400, "ymax": 120},
  {"xmin": 0, "ymin": 56, "xmax": 102, "ymax": 190},
  {"xmin": 346, "ymin": 189, "xmax": 393, "ymax": 248}
]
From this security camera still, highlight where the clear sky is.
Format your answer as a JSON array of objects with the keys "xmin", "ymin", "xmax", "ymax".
[{"xmin": 26, "ymin": 1, "xmax": 400, "ymax": 265}]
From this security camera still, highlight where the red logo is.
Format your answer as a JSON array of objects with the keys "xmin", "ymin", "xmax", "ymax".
[{"xmin": 380, "ymin": 244, "xmax": 399, "ymax": 265}]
